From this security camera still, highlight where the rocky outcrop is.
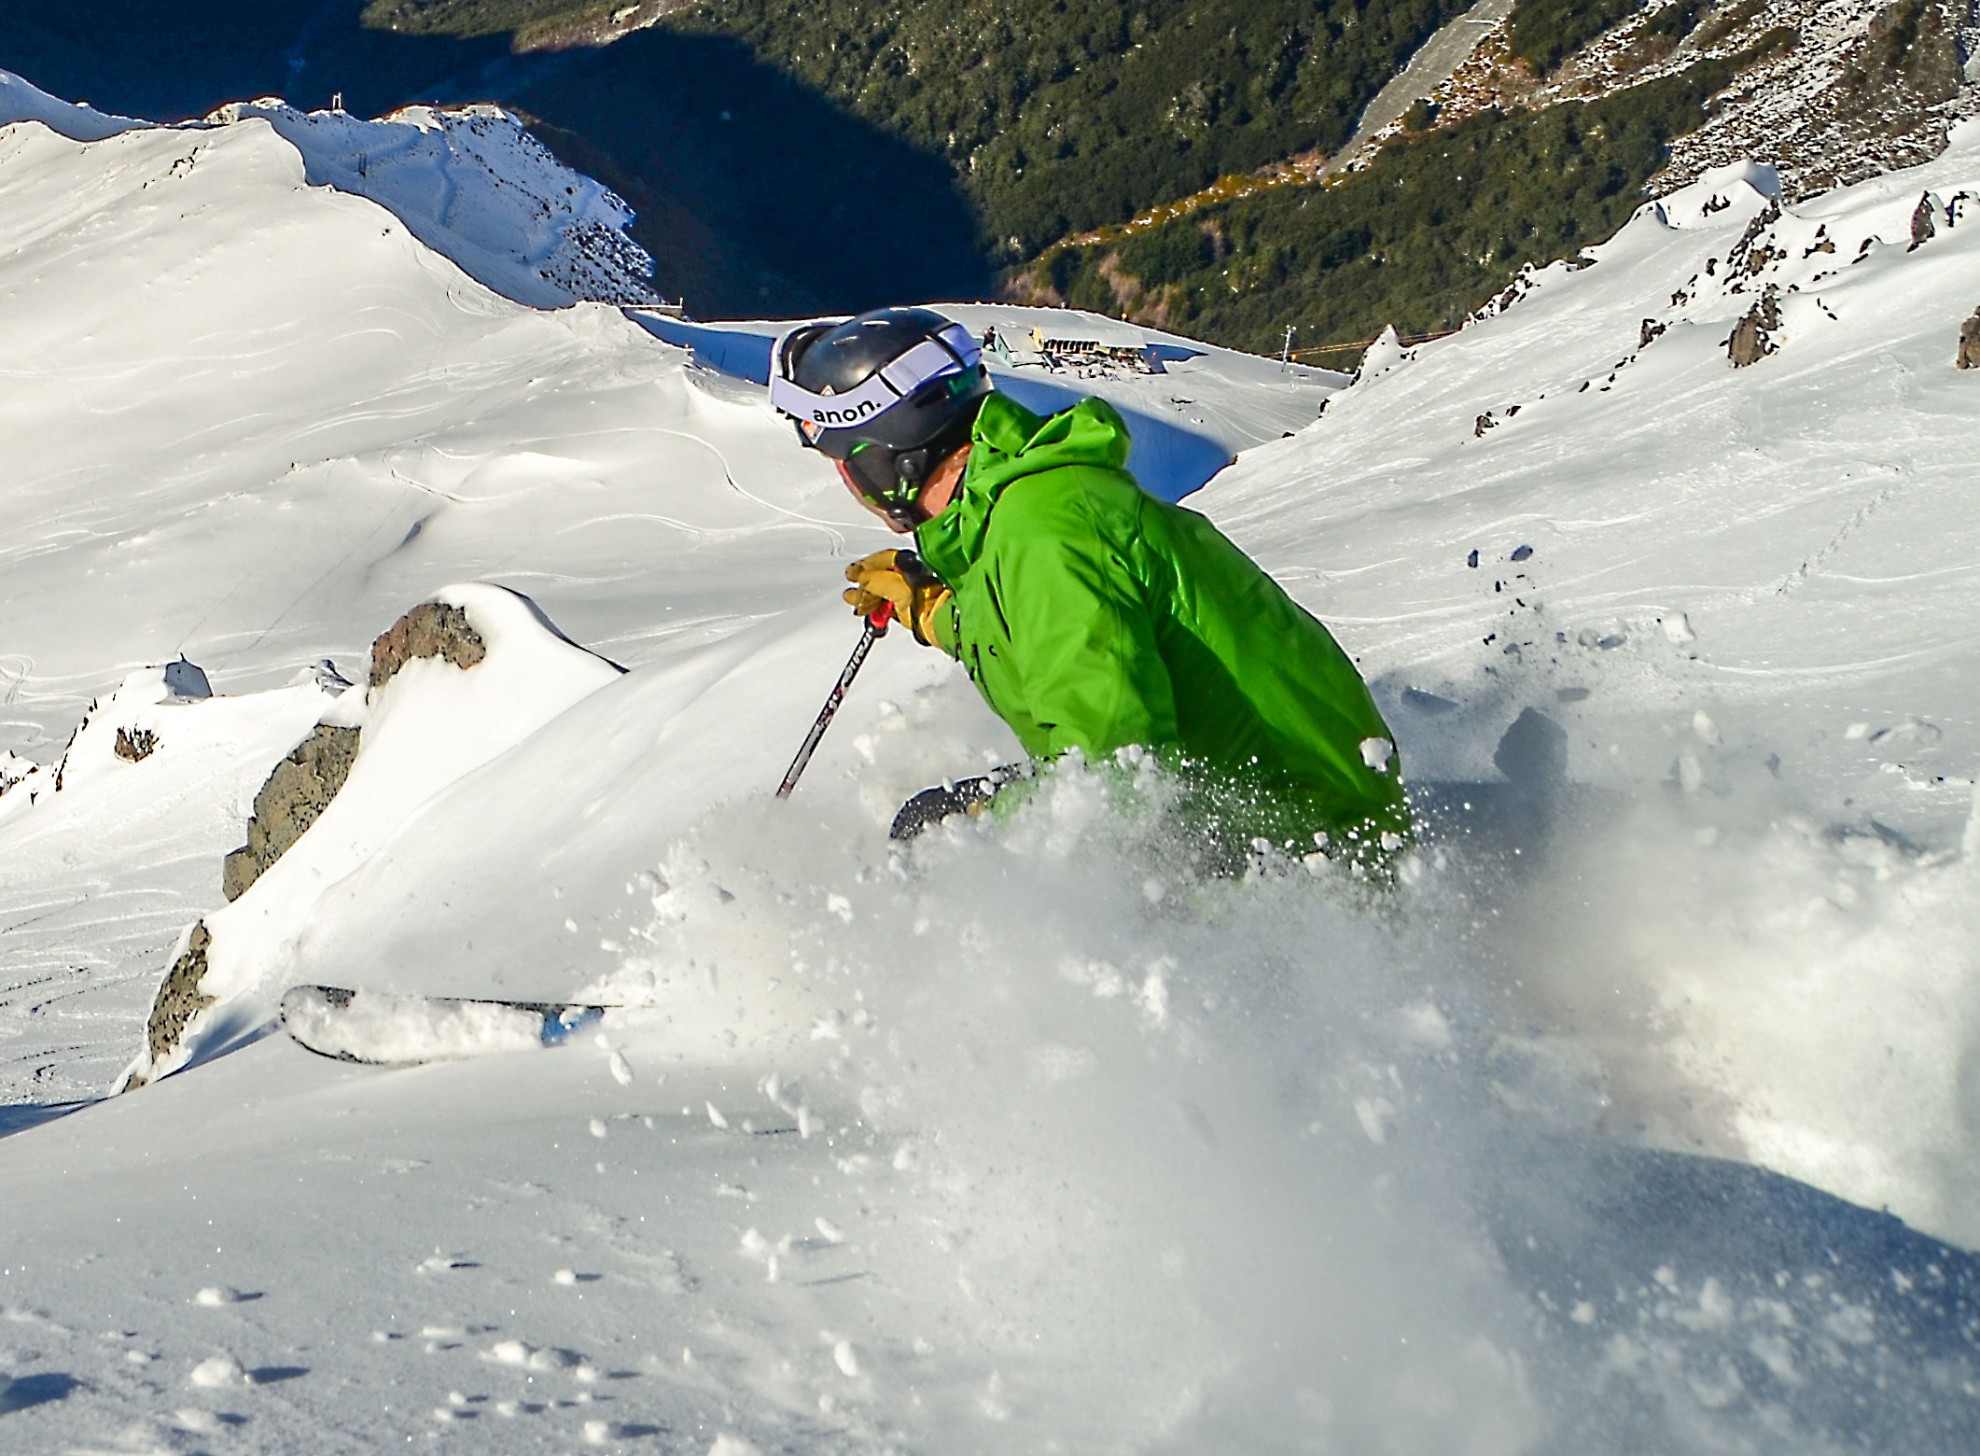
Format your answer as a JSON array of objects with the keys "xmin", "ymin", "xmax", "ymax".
[
  {"xmin": 142, "ymin": 922, "xmax": 214, "ymax": 1071},
  {"xmin": 218, "ymin": 602, "xmax": 487, "ymax": 902},
  {"xmin": 221, "ymin": 725, "xmax": 361, "ymax": 901},
  {"xmin": 1660, "ymin": 0, "xmax": 1974, "ymax": 201},
  {"xmin": 1959, "ymin": 308, "xmax": 1980, "ymax": 369},
  {"xmin": 113, "ymin": 727, "xmax": 159, "ymax": 762},
  {"xmin": 1727, "ymin": 286, "xmax": 1783, "ymax": 367},
  {"xmin": 1910, "ymin": 192, "xmax": 1939, "ymax": 249},
  {"xmin": 370, "ymin": 601, "xmax": 486, "ymax": 689},
  {"xmin": 126, "ymin": 599, "xmax": 498, "ymax": 1090}
]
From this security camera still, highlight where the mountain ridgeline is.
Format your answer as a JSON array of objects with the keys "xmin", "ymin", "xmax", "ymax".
[{"xmin": 1, "ymin": 1, "xmax": 1950, "ymax": 358}]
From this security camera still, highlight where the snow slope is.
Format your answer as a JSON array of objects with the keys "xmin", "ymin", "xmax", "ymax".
[
  {"xmin": 4, "ymin": 71, "xmax": 1980, "ymax": 1454},
  {"xmin": 1213, "ymin": 140, "xmax": 1980, "ymax": 1244}
]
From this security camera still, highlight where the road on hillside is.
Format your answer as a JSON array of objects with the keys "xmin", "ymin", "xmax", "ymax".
[{"xmin": 1322, "ymin": 0, "xmax": 1514, "ymax": 176}]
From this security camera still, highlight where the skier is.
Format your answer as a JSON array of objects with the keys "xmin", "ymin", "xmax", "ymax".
[{"xmin": 770, "ymin": 306, "xmax": 1410, "ymax": 871}]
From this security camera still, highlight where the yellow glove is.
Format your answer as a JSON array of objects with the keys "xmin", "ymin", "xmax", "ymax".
[{"xmin": 843, "ymin": 549, "xmax": 952, "ymax": 647}]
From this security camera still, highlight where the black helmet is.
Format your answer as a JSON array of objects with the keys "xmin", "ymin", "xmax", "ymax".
[{"xmin": 770, "ymin": 307, "xmax": 991, "ymax": 525}]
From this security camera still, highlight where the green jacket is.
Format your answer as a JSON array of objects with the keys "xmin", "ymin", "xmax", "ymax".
[{"xmin": 915, "ymin": 392, "xmax": 1408, "ymax": 858}]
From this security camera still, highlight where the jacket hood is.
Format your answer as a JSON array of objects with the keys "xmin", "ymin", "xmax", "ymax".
[{"xmin": 916, "ymin": 391, "xmax": 1134, "ymax": 581}]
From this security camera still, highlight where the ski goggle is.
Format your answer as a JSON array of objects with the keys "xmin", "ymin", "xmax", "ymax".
[{"xmin": 770, "ymin": 321, "xmax": 983, "ymax": 458}]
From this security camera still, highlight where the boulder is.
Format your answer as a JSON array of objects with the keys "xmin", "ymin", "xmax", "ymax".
[
  {"xmin": 1727, "ymin": 286, "xmax": 1783, "ymax": 368},
  {"xmin": 142, "ymin": 921, "xmax": 214, "ymax": 1070},
  {"xmin": 369, "ymin": 601, "xmax": 486, "ymax": 689},
  {"xmin": 221, "ymin": 725, "xmax": 361, "ymax": 901},
  {"xmin": 1958, "ymin": 308, "xmax": 1980, "ymax": 370}
]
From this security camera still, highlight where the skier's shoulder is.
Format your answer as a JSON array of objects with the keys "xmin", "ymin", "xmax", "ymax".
[
  {"xmin": 986, "ymin": 465, "xmax": 1149, "ymax": 580},
  {"xmin": 998, "ymin": 454, "xmax": 1144, "ymax": 515}
]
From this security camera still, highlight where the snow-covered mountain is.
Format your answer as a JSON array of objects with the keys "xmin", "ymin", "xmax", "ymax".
[{"xmin": 5, "ymin": 69, "xmax": 1980, "ymax": 1453}]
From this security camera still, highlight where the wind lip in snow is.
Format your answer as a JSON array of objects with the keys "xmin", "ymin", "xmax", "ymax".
[
  {"xmin": 208, "ymin": 96, "xmax": 661, "ymax": 311},
  {"xmin": 0, "ymin": 69, "xmax": 148, "ymax": 142},
  {"xmin": 1653, "ymin": 159, "xmax": 1785, "ymax": 229},
  {"xmin": 2, "ymin": 68, "xmax": 658, "ymax": 313}
]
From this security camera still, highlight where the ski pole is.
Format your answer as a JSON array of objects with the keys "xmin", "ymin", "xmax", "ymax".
[{"xmin": 776, "ymin": 601, "xmax": 893, "ymax": 799}]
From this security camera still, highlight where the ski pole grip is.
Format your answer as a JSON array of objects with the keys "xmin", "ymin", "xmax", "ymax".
[{"xmin": 871, "ymin": 600, "xmax": 895, "ymax": 634}]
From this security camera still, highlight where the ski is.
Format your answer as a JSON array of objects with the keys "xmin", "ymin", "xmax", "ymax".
[{"xmin": 278, "ymin": 983, "xmax": 610, "ymax": 1067}]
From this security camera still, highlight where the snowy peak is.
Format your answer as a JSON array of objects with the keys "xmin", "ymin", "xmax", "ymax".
[
  {"xmin": 0, "ymin": 68, "xmax": 659, "ymax": 311},
  {"xmin": 208, "ymin": 97, "xmax": 660, "ymax": 308}
]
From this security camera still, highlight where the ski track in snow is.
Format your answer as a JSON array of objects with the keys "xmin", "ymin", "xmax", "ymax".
[{"xmin": 3, "ymin": 69, "xmax": 1980, "ymax": 1454}]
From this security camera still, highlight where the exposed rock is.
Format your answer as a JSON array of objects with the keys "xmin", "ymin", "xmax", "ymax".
[
  {"xmin": 143, "ymin": 921, "xmax": 214, "ymax": 1069},
  {"xmin": 305, "ymin": 657, "xmax": 353, "ymax": 691},
  {"xmin": 1475, "ymin": 411, "xmax": 1498, "ymax": 437},
  {"xmin": 1661, "ymin": 0, "xmax": 1971, "ymax": 202},
  {"xmin": 222, "ymin": 724, "xmax": 361, "ymax": 901},
  {"xmin": 1910, "ymin": 192, "xmax": 1938, "ymax": 249},
  {"xmin": 49, "ymin": 704, "xmax": 90, "ymax": 792},
  {"xmin": 1959, "ymin": 308, "xmax": 1980, "ymax": 369},
  {"xmin": 1639, "ymin": 318, "xmax": 1668, "ymax": 348},
  {"xmin": 113, "ymin": 727, "xmax": 159, "ymax": 762},
  {"xmin": 216, "ymin": 601, "xmax": 487, "ymax": 899},
  {"xmin": 163, "ymin": 658, "xmax": 212, "ymax": 698},
  {"xmin": 369, "ymin": 600, "xmax": 487, "ymax": 689},
  {"xmin": 1727, "ymin": 285, "xmax": 1784, "ymax": 367},
  {"xmin": 1728, "ymin": 200, "xmax": 1784, "ymax": 275}
]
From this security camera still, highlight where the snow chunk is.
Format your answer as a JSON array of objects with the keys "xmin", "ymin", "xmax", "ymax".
[
  {"xmin": 482, "ymin": 1338, "xmax": 581, "ymax": 1372},
  {"xmin": 1353, "ymin": 1096, "xmax": 1396, "ymax": 1145},
  {"xmin": 188, "ymin": 1352, "xmax": 250, "ymax": 1388},
  {"xmin": 1391, "ymin": 1001, "xmax": 1454, "ymax": 1050}
]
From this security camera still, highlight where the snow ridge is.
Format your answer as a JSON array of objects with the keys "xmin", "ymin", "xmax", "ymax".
[{"xmin": 0, "ymin": 68, "xmax": 659, "ymax": 311}]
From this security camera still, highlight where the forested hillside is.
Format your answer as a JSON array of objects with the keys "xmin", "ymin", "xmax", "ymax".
[
  {"xmin": 650, "ymin": 0, "xmax": 1467, "ymax": 257},
  {"xmin": 370, "ymin": 0, "xmax": 1466, "ymax": 255},
  {"xmin": 1032, "ymin": 36, "xmax": 1786, "ymax": 354},
  {"xmin": 494, "ymin": 0, "xmax": 1818, "ymax": 348}
]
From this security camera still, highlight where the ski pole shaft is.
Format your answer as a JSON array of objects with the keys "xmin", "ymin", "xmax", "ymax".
[{"xmin": 776, "ymin": 601, "xmax": 893, "ymax": 799}]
